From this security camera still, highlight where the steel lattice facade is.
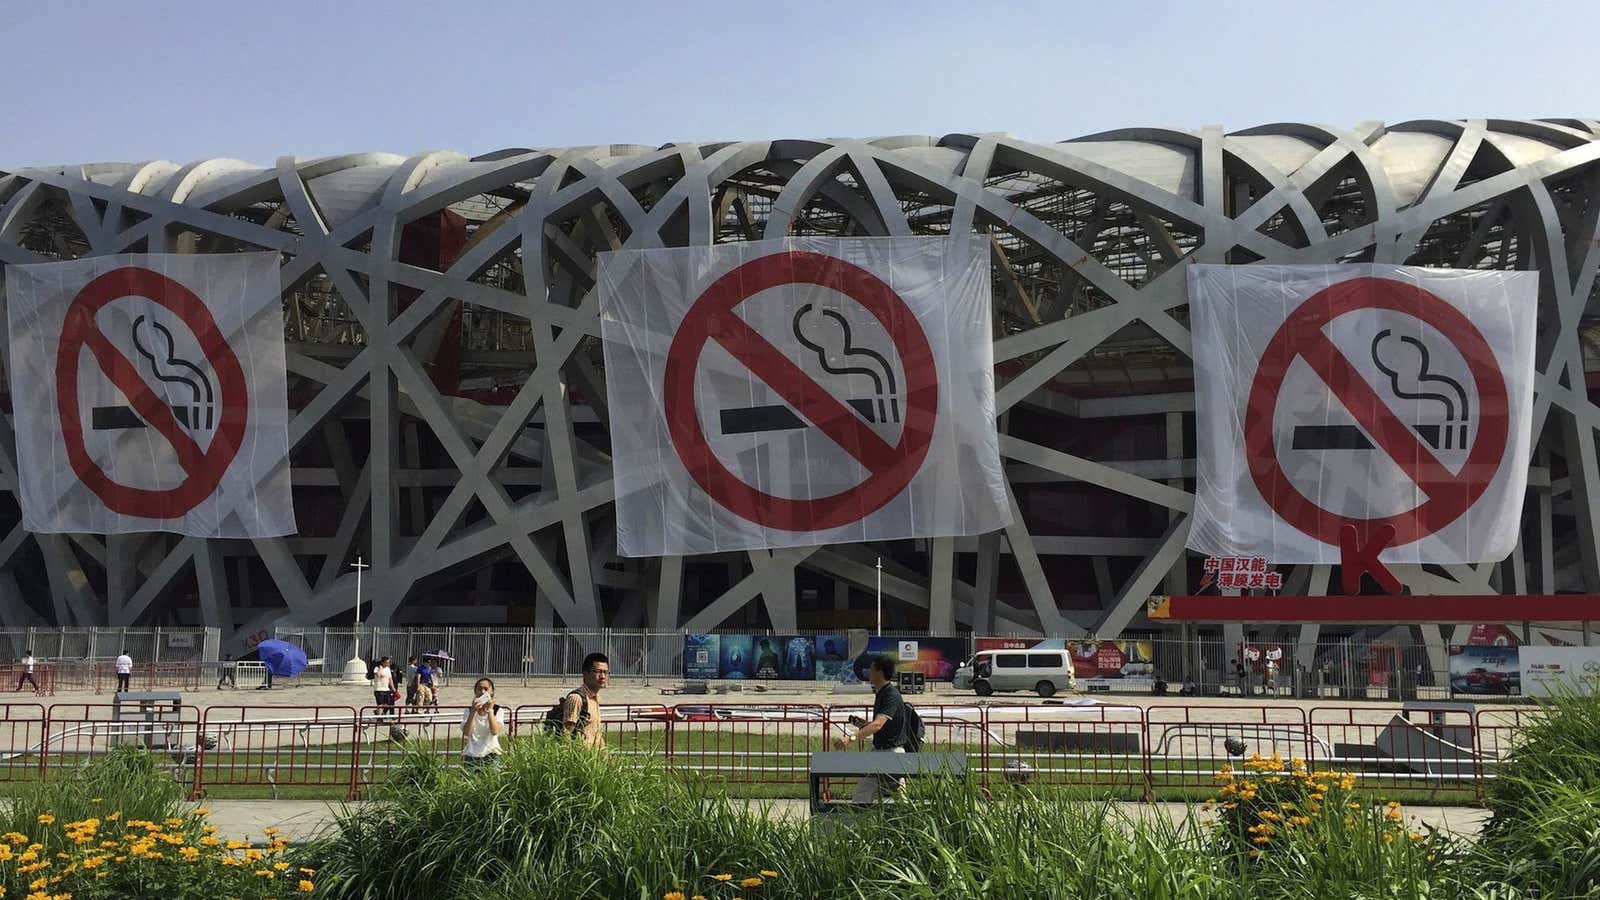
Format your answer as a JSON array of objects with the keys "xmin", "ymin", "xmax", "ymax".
[{"xmin": 2, "ymin": 120, "xmax": 1599, "ymax": 655}]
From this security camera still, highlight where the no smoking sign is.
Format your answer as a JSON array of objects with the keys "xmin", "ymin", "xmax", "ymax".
[
  {"xmin": 1188, "ymin": 265, "xmax": 1539, "ymax": 564},
  {"xmin": 4, "ymin": 252, "xmax": 295, "ymax": 537},
  {"xmin": 601, "ymin": 237, "xmax": 1011, "ymax": 557}
]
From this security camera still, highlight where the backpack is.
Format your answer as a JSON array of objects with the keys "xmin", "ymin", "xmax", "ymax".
[
  {"xmin": 542, "ymin": 689, "xmax": 590, "ymax": 738},
  {"xmin": 901, "ymin": 703, "xmax": 925, "ymax": 753}
]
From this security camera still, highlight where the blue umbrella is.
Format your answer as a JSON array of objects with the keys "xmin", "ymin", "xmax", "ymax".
[{"xmin": 255, "ymin": 640, "xmax": 308, "ymax": 678}]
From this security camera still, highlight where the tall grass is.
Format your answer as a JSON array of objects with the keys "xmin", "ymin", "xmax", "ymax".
[
  {"xmin": 1464, "ymin": 691, "xmax": 1600, "ymax": 898},
  {"xmin": 310, "ymin": 738, "xmax": 1459, "ymax": 900}
]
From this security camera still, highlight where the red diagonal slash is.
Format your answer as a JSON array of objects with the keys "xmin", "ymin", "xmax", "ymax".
[
  {"xmin": 705, "ymin": 310, "xmax": 898, "ymax": 474},
  {"xmin": 72, "ymin": 308, "xmax": 205, "ymax": 477},
  {"xmin": 1297, "ymin": 329, "xmax": 1461, "ymax": 499}
]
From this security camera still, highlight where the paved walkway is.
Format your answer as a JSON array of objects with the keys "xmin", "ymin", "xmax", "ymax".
[{"xmin": 203, "ymin": 798, "xmax": 1491, "ymax": 845}]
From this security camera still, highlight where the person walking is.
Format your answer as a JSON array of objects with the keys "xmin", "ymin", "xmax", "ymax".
[
  {"xmin": 114, "ymin": 652, "xmax": 133, "ymax": 692},
  {"xmin": 217, "ymin": 653, "xmax": 237, "ymax": 690},
  {"xmin": 832, "ymin": 656, "xmax": 912, "ymax": 803},
  {"xmin": 555, "ymin": 652, "xmax": 609, "ymax": 748},
  {"xmin": 371, "ymin": 656, "xmax": 397, "ymax": 716},
  {"xmin": 461, "ymin": 677, "xmax": 506, "ymax": 767},
  {"xmin": 16, "ymin": 651, "xmax": 39, "ymax": 694},
  {"xmin": 415, "ymin": 658, "xmax": 437, "ymax": 710},
  {"xmin": 403, "ymin": 656, "xmax": 420, "ymax": 711}
]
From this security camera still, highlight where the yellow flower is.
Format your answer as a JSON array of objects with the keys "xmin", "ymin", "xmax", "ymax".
[
  {"xmin": 759, "ymin": 870, "xmax": 778, "ymax": 878},
  {"xmin": 1386, "ymin": 801, "xmax": 1401, "ymax": 809},
  {"xmin": 35, "ymin": 816, "xmax": 53, "ymax": 826},
  {"xmin": 164, "ymin": 818, "xmax": 183, "ymax": 827},
  {"xmin": 254, "ymin": 869, "xmax": 273, "ymax": 877},
  {"xmin": 299, "ymin": 868, "xmax": 316, "ymax": 875},
  {"xmin": 192, "ymin": 808, "xmax": 210, "ymax": 816},
  {"xmin": 225, "ymin": 840, "xmax": 248, "ymax": 850},
  {"xmin": 693, "ymin": 896, "xmax": 708, "ymax": 900},
  {"xmin": 200, "ymin": 836, "xmax": 220, "ymax": 847},
  {"xmin": 664, "ymin": 893, "xmax": 686, "ymax": 900},
  {"xmin": 1348, "ymin": 802, "xmax": 1362, "ymax": 810},
  {"xmin": 180, "ymin": 846, "xmax": 200, "ymax": 860},
  {"xmin": 275, "ymin": 861, "xmax": 291, "ymax": 871},
  {"xmin": 222, "ymin": 857, "xmax": 242, "ymax": 866},
  {"xmin": 299, "ymin": 882, "xmax": 315, "ymax": 894},
  {"xmin": 712, "ymin": 874, "xmax": 733, "ymax": 882},
  {"xmin": 1384, "ymin": 832, "xmax": 1395, "ymax": 842},
  {"xmin": 1409, "ymin": 833, "xmax": 1423, "ymax": 842},
  {"xmin": 1252, "ymin": 836, "xmax": 1270, "ymax": 844},
  {"xmin": 263, "ymin": 827, "xmax": 280, "ymax": 836},
  {"xmin": 3, "ymin": 833, "xmax": 26, "ymax": 845},
  {"xmin": 740, "ymin": 877, "xmax": 763, "ymax": 888},
  {"xmin": 245, "ymin": 849, "xmax": 265, "ymax": 862},
  {"xmin": 27, "ymin": 880, "xmax": 45, "ymax": 892}
]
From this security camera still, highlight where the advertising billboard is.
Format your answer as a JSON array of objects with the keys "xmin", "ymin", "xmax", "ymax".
[
  {"xmin": 1520, "ymin": 646, "xmax": 1600, "ymax": 698},
  {"xmin": 1448, "ymin": 644, "xmax": 1520, "ymax": 695}
]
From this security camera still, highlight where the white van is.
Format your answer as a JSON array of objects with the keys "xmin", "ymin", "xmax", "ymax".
[{"xmin": 953, "ymin": 649, "xmax": 1076, "ymax": 698}]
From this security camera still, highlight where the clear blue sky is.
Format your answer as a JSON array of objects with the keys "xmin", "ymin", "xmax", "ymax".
[{"xmin": 6, "ymin": 0, "xmax": 1597, "ymax": 167}]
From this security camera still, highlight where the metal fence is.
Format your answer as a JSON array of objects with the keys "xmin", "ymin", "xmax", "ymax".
[
  {"xmin": 0, "ymin": 700, "xmax": 1538, "ymax": 802},
  {"xmin": 0, "ymin": 628, "xmax": 220, "ymax": 666},
  {"xmin": 273, "ymin": 628, "xmax": 1562, "ymax": 701}
]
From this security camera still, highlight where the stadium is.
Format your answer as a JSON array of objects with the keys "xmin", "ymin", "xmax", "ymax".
[{"xmin": 2, "ymin": 119, "xmax": 1599, "ymax": 665}]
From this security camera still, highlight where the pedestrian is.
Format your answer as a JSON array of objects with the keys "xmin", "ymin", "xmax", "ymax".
[
  {"xmin": 217, "ymin": 653, "xmax": 237, "ymax": 689},
  {"xmin": 1265, "ymin": 658, "xmax": 1279, "ymax": 697},
  {"xmin": 404, "ymin": 656, "xmax": 420, "ymax": 710},
  {"xmin": 553, "ymin": 652, "xmax": 609, "ymax": 748},
  {"xmin": 415, "ymin": 658, "xmax": 437, "ymax": 710},
  {"xmin": 16, "ymin": 651, "xmax": 39, "ymax": 694},
  {"xmin": 114, "ymin": 651, "xmax": 133, "ymax": 692},
  {"xmin": 461, "ymin": 677, "xmax": 506, "ymax": 767},
  {"xmin": 372, "ymin": 655, "xmax": 397, "ymax": 715},
  {"xmin": 1235, "ymin": 659, "xmax": 1250, "ymax": 696},
  {"xmin": 832, "ymin": 656, "xmax": 913, "ymax": 803}
]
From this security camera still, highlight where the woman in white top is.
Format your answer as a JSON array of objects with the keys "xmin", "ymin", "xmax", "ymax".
[
  {"xmin": 371, "ymin": 656, "xmax": 396, "ymax": 713},
  {"xmin": 461, "ymin": 677, "xmax": 505, "ymax": 767}
]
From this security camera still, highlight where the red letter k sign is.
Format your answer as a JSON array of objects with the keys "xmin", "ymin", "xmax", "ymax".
[{"xmin": 1339, "ymin": 523, "xmax": 1402, "ymax": 595}]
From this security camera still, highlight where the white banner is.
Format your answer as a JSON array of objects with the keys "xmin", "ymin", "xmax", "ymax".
[
  {"xmin": 1187, "ymin": 264, "xmax": 1538, "ymax": 564},
  {"xmin": 1520, "ymin": 646, "xmax": 1600, "ymax": 698},
  {"xmin": 5, "ymin": 253, "xmax": 295, "ymax": 537},
  {"xmin": 599, "ymin": 236, "xmax": 1010, "ymax": 556}
]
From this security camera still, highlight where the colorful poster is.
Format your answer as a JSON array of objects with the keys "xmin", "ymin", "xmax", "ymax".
[
  {"xmin": 1519, "ymin": 646, "xmax": 1600, "ymax": 698},
  {"xmin": 748, "ymin": 637, "xmax": 784, "ymax": 679},
  {"xmin": 718, "ymin": 635, "xmax": 754, "ymax": 679},
  {"xmin": 1067, "ymin": 640, "xmax": 1155, "ymax": 679},
  {"xmin": 814, "ymin": 634, "xmax": 848, "ymax": 681},
  {"xmin": 781, "ymin": 636, "xmax": 815, "ymax": 680},
  {"xmin": 1448, "ymin": 644, "xmax": 1520, "ymax": 695},
  {"xmin": 849, "ymin": 637, "xmax": 966, "ymax": 682},
  {"xmin": 683, "ymin": 634, "xmax": 720, "ymax": 679}
]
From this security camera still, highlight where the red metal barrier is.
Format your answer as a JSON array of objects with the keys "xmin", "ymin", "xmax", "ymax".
[
  {"xmin": 41, "ymin": 702, "xmax": 203, "ymax": 786},
  {"xmin": 0, "ymin": 700, "xmax": 1536, "ymax": 800},
  {"xmin": 95, "ymin": 662, "xmax": 203, "ymax": 693},
  {"xmin": 1144, "ymin": 704, "xmax": 1311, "ymax": 796},
  {"xmin": 195, "ymin": 705, "xmax": 360, "ymax": 800},
  {"xmin": 982, "ymin": 702, "xmax": 1148, "ymax": 795},
  {"xmin": 1474, "ymin": 706, "xmax": 1540, "ymax": 800},
  {"xmin": 0, "ymin": 663, "xmax": 57, "ymax": 696},
  {"xmin": 666, "ymin": 703, "xmax": 829, "ymax": 786},
  {"xmin": 1308, "ymin": 705, "xmax": 1479, "ymax": 800},
  {"xmin": 0, "ymin": 703, "xmax": 47, "ymax": 782}
]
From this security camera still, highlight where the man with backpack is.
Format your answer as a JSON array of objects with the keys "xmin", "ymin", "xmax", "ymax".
[
  {"xmin": 832, "ymin": 655, "xmax": 923, "ymax": 803},
  {"xmin": 544, "ymin": 652, "xmax": 609, "ymax": 748}
]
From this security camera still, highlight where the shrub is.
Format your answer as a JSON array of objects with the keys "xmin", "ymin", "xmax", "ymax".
[
  {"xmin": 0, "ymin": 749, "xmax": 315, "ymax": 899},
  {"xmin": 1465, "ymin": 691, "xmax": 1600, "ymax": 897}
]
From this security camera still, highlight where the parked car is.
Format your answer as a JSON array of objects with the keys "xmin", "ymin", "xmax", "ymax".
[{"xmin": 953, "ymin": 650, "xmax": 1076, "ymax": 698}]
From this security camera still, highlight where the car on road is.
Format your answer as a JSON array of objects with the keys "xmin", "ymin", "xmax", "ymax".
[{"xmin": 953, "ymin": 650, "xmax": 1076, "ymax": 698}]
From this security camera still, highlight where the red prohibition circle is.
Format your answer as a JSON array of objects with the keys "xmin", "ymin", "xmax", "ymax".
[
  {"xmin": 55, "ymin": 266, "xmax": 249, "ymax": 519},
  {"xmin": 662, "ymin": 251, "xmax": 939, "ymax": 532},
  {"xmin": 1243, "ymin": 276, "xmax": 1510, "ymax": 547}
]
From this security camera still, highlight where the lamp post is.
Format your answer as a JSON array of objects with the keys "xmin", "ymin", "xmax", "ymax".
[
  {"xmin": 875, "ymin": 556, "xmax": 883, "ymax": 636},
  {"xmin": 340, "ymin": 557, "xmax": 371, "ymax": 685}
]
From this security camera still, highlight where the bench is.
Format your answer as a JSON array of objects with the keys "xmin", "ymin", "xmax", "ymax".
[{"xmin": 807, "ymin": 751, "xmax": 966, "ymax": 813}]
